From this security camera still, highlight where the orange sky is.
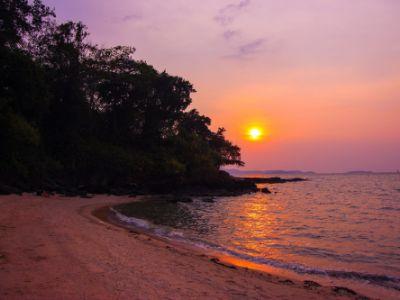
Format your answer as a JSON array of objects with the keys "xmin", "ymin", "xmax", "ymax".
[{"xmin": 45, "ymin": 0, "xmax": 400, "ymax": 172}]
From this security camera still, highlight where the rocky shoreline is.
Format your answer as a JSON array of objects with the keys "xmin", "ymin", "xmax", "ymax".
[
  {"xmin": 241, "ymin": 177, "xmax": 308, "ymax": 184},
  {"xmin": 0, "ymin": 175, "xmax": 307, "ymax": 199}
]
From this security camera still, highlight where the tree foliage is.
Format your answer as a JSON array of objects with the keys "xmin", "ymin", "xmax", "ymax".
[{"xmin": 0, "ymin": 0, "xmax": 244, "ymax": 192}]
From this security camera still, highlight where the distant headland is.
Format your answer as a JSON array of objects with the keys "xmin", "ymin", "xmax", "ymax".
[{"xmin": 226, "ymin": 169, "xmax": 398, "ymax": 176}]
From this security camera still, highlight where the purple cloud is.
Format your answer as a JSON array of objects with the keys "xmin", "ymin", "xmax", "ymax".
[
  {"xmin": 215, "ymin": 0, "xmax": 251, "ymax": 26},
  {"xmin": 121, "ymin": 14, "xmax": 141, "ymax": 22},
  {"xmin": 225, "ymin": 38, "xmax": 266, "ymax": 59},
  {"xmin": 223, "ymin": 29, "xmax": 240, "ymax": 40}
]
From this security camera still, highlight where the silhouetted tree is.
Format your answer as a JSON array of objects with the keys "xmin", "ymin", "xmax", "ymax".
[{"xmin": 0, "ymin": 0, "xmax": 245, "ymax": 193}]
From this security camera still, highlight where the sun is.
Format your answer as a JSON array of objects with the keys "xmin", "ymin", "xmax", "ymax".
[{"xmin": 247, "ymin": 127, "xmax": 263, "ymax": 141}]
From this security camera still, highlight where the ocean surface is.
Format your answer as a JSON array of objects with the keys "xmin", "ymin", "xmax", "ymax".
[{"xmin": 113, "ymin": 174, "xmax": 400, "ymax": 298}]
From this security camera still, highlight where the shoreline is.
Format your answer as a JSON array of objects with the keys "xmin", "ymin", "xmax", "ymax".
[
  {"xmin": 100, "ymin": 201, "xmax": 397, "ymax": 300},
  {"xmin": 0, "ymin": 194, "xmax": 380, "ymax": 299},
  {"xmin": 96, "ymin": 204, "xmax": 311, "ymax": 280}
]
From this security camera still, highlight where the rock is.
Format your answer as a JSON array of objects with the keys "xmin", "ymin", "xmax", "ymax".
[
  {"xmin": 164, "ymin": 195, "xmax": 193, "ymax": 203},
  {"xmin": 64, "ymin": 189, "xmax": 79, "ymax": 197},
  {"xmin": 303, "ymin": 280, "xmax": 321, "ymax": 289},
  {"xmin": 79, "ymin": 192, "xmax": 92, "ymax": 198},
  {"xmin": 242, "ymin": 177, "xmax": 307, "ymax": 184},
  {"xmin": 166, "ymin": 198, "xmax": 178, "ymax": 203},
  {"xmin": 175, "ymin": 196, "xmax": 193, "ymax": 203},
  {"xmin": 202, "ymin": 197, "xmax": 215, "ymax": 203},
  {"xmin": 0, "ymin": 184, "xmax": 21, "ymax": 195},
  {"xmin": 279, "ymin": 279, "xmax": 295, "ymax": 285},
  {"xmin": 260, "ymin": 187, "xmax": 271, "ymax": 194},
  {"xmin": 332, "ymin": 286, "xmax": 357, "ymax": 296},
  {"xmin": 213, "ymin": 189, "xmax": 229, "ymax": 197},
  {"xmin": 36, "ymin": 190, "xmax": 51, "ymax": 197},
  {"xmin": 109, "ymin": 188, "xmax": 130, "ymax": 196},
  {"xmin": 355, "ymin": 296, "xmax": 371, "ymax": 300}
]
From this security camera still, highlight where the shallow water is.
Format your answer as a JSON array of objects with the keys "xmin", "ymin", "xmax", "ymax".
[{"xmin": 114, "ymin": 174, "xmax": 400, "ymax": 296}]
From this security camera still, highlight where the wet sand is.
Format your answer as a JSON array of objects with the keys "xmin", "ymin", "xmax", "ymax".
[{"xmin": 0, "ymin": 194, "xmax": 370, "ymax": 299}]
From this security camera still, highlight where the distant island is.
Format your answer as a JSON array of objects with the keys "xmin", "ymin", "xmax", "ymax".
[
  {"xmin": 226, "ymin": 169, "xmax": 398, "ymax": 176},
  {"xmin": 226, "ymin": 169, "xmax": 316, "ymax": 176}
]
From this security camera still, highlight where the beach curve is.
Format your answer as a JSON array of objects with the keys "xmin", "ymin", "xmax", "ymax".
[{"xmin": 0, "ymin": 194, "xmax": 370, "ymax": 300}]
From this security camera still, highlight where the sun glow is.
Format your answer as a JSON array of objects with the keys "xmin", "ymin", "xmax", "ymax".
[{"xmin": 247, "ymin": 127, "xmax": 263, "ymax": 141}]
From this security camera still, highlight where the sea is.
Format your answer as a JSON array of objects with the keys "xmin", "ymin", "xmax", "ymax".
[{"xmin": 112, "ymin": 173, "xmax": 400, "ymax": 299}]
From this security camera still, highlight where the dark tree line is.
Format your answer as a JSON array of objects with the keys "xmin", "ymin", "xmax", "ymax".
[{"xmin": 0, "ymin": 0, "xmax": 251, "ymax": 194}]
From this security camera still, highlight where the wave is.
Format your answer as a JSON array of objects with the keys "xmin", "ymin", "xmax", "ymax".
[
  {"xmin": 111, "ymin": 207, "xmax": 400, "ymax": 291},
  {"xmin": 218, "ymin": 249, "xmax": 400, "ymax": 290},
  {"xmin": 110, "ymin": 207, "xmax": 185, "ymax": 238},
  {"xmin": 110, "ymin": 207, "xmax": 152, "ymax": 229}
]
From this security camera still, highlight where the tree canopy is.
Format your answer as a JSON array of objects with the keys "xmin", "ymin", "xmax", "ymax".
[{"xmin": 0, "ymin": 0, "xmax": 247, "ymax": 194}]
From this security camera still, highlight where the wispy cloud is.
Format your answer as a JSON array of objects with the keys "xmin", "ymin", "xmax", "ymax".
[
  {"xmin": 121, "ymin": 14, "xmax": 141, "ymax": 22},
  {"xmin": 214, "ymin": 0, "xmax": 251, "ymax": 26},
  {"xmin": 224, "ymin": 38, "xmax": 266, "ymax": 60},
  {"xmin": 222, "ymin": 29, "xmax": 240, "ymax": 40},
  {"xmin": 215, "ymin": 1, "xmax": 266, "ymax": 60}
]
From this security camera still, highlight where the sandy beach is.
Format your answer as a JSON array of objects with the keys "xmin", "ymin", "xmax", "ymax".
[{"xmin": 0, "ymin": 194, "xmax": 370, "ymax": 300}]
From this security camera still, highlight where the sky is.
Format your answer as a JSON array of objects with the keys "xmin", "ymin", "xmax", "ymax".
[{"xmin": 43, "ymin": 0, "xmax": 400, "ymax": 172}]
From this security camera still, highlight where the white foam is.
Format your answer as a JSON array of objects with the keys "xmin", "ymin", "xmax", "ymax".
[
  {"xmin": 110, "ymin": 208, "xmax": 186, "ymax": 239},
  {"xmin": 110, "ymin": 207, "xmax": 151, "ymax": 229}
]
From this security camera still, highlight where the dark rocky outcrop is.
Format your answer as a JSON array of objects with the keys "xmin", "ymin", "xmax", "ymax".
[
  {"xmin": 241, "ymin": 177, "xmax": 307, "ymax": 184},
  {"xmin": 278, "ymin": 279, "xmax": 295, "ymax": 285},
  {"xmin": 202, "ymin": 197, "xmax": 215, "ymax": 203},
  {"xmin": 303, "ymin": 280, "xmax": 321, "ymax": 290},
  {"xmin": 331, "ymin": 286, "xmax": 357, "ymax": 296},
  {"xmin": 260, "ymin": 187, "xmax": 272, "ymax": 194},
  {"xmin": 167, "ymin": 196, "xmax": 193, "ymax": 203},
  {"xmin": 0, "ymin": 171, "xmax": 259, "ymax": 198}
]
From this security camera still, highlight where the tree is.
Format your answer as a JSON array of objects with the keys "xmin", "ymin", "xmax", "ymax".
[
  {"xmin": 0, "ymin": 0, "xmax": 52, "ymax": 186},
  {"xmin": 0, "ymin": 0, "xmax": 248, "ymax": 193},
  {"xmin": 0, "ymin": 0, "xmax": 54, "ymax": 49},
  {"xmin": 41, "ymin": 22, "xmax": 92, "ymax": 172}
]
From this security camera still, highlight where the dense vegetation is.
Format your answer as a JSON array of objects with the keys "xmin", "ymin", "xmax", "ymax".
[{"xmin": 0, "ymin": 0, "xmax": 254, "ymax": 195}]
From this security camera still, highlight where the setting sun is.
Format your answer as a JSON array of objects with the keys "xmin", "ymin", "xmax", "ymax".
[{"xmin": 247, "ymin": 127, "xmax": 263, "ymax": 141}]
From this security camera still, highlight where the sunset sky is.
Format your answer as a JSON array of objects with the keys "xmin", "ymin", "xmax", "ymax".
[{"xmin": 44, "ymin": 0, "xmax": 400, "ymax": 172}]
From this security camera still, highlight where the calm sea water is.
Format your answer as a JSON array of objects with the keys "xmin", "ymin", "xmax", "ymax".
[{"xmin": 114, "ymin": 174, "xmax": 400, "ymax": 297}]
